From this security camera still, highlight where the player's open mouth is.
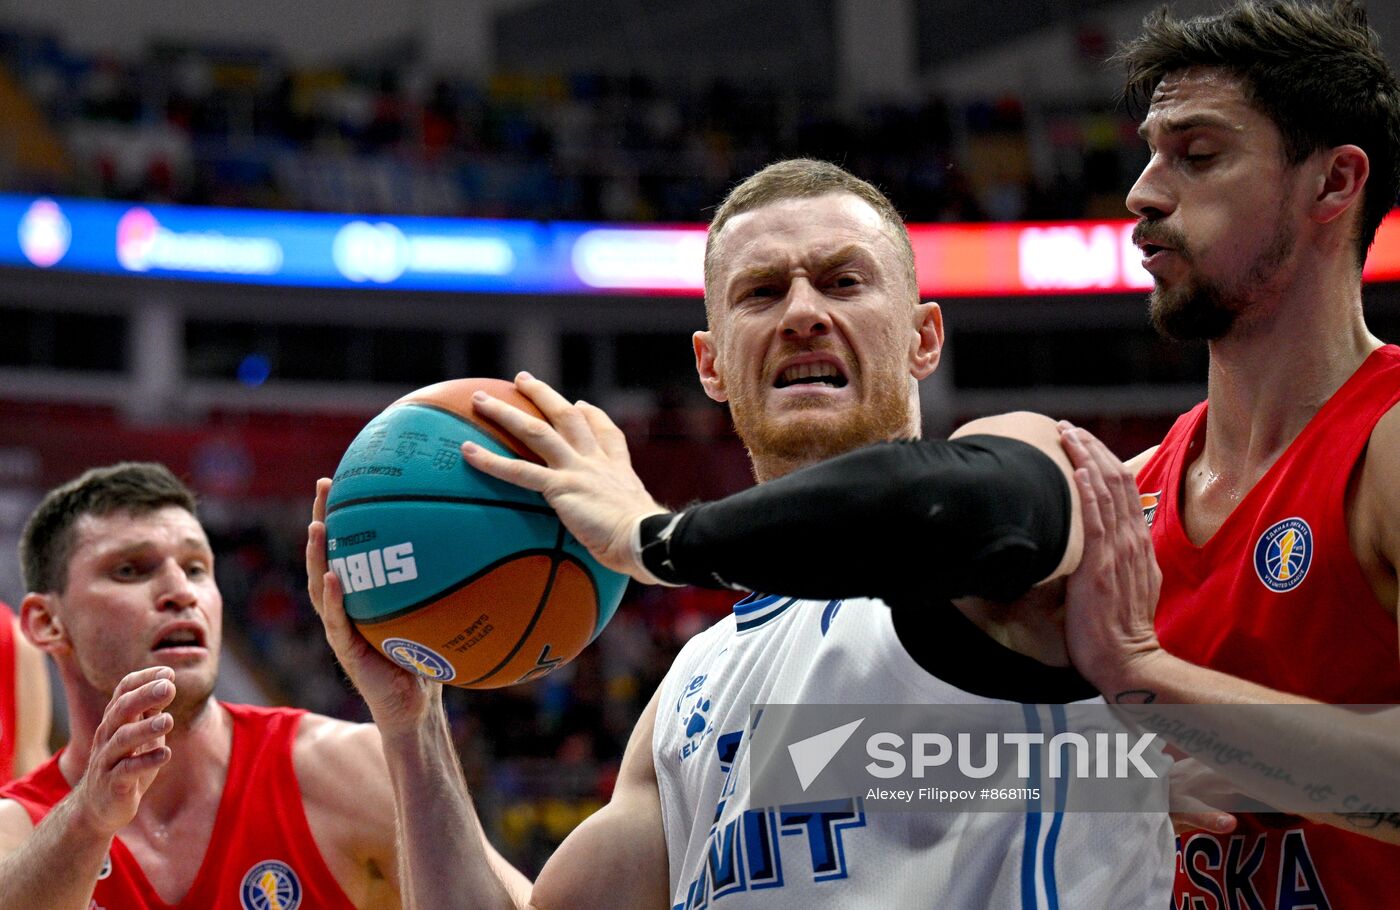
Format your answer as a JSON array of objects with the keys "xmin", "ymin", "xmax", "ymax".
[
  {"xmin": 774, "ymin": 362, "xmax": 848, "ymax": 389},
  {"xmin": 153, "ymin": 626, "xmax": 206, "ymax": 651},
  {"xmin": 1138, "ymin": 243, "xmax": 1177, "ymax": 271}
]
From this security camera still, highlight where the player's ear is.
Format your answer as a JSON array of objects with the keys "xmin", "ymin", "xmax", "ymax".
[
  {"xmin": 20, "ymin": 592, "xmax": 70, "ymax": 657},
  {"xmin": 910, "ymin": 301, "xmax": 943, "ymax": 380},
  {"xmin": 694, "ymin": 330, "xmax": 728, "ymax": 402},
  {"xmin": 1310, "ymin": 144, "xmax": 1368, "ymax": 227}
]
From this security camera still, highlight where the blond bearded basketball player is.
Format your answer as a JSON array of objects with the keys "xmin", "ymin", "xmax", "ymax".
[{"xmin": 309, "ymin": 159, "xmax": 1177, "ymax": 908}]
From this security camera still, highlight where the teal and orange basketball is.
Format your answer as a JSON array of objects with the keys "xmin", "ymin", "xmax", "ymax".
[{"xmin": 324, "ymin": 378, "xmax": 628, "ymax": 688}]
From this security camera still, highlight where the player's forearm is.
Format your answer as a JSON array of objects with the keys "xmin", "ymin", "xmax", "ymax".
[
  {"xmin": 0, "ymin": 796, "xmax": 118, "ymax": 910},
  {"xmin": 638, "ymin": 435, "xmax": 1070, "ymax": 606},
  {"xmin": 1108, "ymin": 650, "xmax": 1400, "ymax": 843},
  {"xmin": 1099, "ymin": 648, "xmax": 1314, "ymax": 707},
  {"xmin": 381, "ymin": 708, "xmax": 527, "ymax": 910}
]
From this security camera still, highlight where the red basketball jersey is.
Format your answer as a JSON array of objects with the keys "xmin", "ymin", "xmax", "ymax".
[
  {"xmin": 1, "ymin": 702, "xmax": 359, "ymax": 910},
  {"xmin": 1138, "ymin": 344, "xmax": 1400, "ymax": 910},
  {"xmin": 0, "ymin": 602, "xmax": 17, "ymax": 784}
]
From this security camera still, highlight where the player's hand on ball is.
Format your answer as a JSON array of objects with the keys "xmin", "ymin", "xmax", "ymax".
[
  {"xmin": 71, "ymin": 667, "xmax": 176, "ymax": 835},
  {"xmin": 1059, "ymin": 424, "xmax": 1165, "ymax": 694},
  {"xmin": 308, "ymin": 478, "xmax": 437, "ymax": 732},
  {"xmin": 462, "ymin": 372, "xmax": 668, "ymax": 582}
]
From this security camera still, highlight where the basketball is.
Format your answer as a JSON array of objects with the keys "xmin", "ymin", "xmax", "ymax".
[{"xmin": 323, "ymin": 378, "xmax": 629, "ymax": 688}]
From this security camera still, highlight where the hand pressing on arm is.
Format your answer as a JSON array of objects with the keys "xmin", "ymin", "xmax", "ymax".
[{"xmin": 1058, "ymin": 424, "xmax": 1164, "ymax": 699}]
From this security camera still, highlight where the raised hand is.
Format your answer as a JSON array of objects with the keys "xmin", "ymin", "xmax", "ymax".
[
  {"xmin": 1059, "ymin": 424, "xmax": 1166, "ymax": 696},
  {"xmin": 307, "ymin": 478, "xmax": 438, "ymax": 733},
  {"xmin": 461, "ymin": 372, "xmax": 668, "ymax": 581},
  {"xmin": 69, "ymin": 667, "xmax": 176, "ymax": 835}
]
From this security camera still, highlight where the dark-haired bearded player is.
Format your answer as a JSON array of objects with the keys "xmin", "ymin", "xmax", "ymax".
[{"xmin": 1051, "ymin": 2, "xmax": 1400, "ymax": 908}]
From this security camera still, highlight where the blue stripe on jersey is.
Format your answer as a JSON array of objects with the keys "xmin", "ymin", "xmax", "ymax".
[
  {"xmin": 733, "ymin": 593, "xmax": 784, "ymax": 615},
  {"xmin": 1042, "ymin": 705, "xmax": 1067, "ymax": 910},
  {"xmin": 736, "ymin": 597, "xmax": 797, "ymax": 632},
  {"xmin": 1020, "ymin": 704, "xmax": 1044, "ymax": 910}
]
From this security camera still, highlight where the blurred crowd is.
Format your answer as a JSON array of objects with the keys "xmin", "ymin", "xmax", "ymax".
[{"xmin": 2, "ymin": 30, "xmax": 1143, "ymax": 223}]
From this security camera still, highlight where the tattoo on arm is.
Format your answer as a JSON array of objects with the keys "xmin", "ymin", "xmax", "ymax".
[
  {"xmin": 1113, "ymin": 690, "xmax": 1158, "ymax": 705},
  {"xmin": 1340, "ymin": 812, "xmax": 1400, "ymax": 831}
]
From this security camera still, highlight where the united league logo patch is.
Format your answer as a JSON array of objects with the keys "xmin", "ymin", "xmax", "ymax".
[
  {"xmin": 382, "ymin": 637, "xmax": 456, "ymax": 682},
  {"xmin": 1254, "ymin": 517, "xmax": 1313, "ymax": 592},
  {"xmin": 240, "ymin": 860, "xmax": 302, "ymax": 910}
]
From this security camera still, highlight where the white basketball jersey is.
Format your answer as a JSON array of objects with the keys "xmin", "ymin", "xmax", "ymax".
[{"xmin": 653, "ymin": 595, "xmax": 1174, "ymax": 909}]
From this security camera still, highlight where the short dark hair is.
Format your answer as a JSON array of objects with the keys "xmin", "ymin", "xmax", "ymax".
[
  {"xmin": 20, "ymin": 462, "xmax": 198, "ymax": 594},
  {"xmin": 704, "ymin": 159, "xmax": 917, "ymax": 317},
  {"xmin": 1117, "ymin": 0, "xmax": 1400, "ymax": 265}
]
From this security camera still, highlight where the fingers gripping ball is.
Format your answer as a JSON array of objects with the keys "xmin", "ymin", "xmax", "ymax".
[{"xmin": 325, "ymin": 378, "xmax": 629, "ymax": 688}]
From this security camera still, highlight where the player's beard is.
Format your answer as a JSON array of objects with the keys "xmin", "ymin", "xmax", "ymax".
[
  {"xmin": 1145, "ymin": 216, "xmax": 1295, "ymax": 342},
  {"xmin": 727, "ymin": 358, "xmax": 913, "ymax": 480},
  {"xmin": 1149, "ymin": 271, "xmax": 1239, "ymax": 340}
]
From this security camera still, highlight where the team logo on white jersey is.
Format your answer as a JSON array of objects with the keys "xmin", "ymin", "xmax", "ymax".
[
  {"xmin": 382, "ymin": 638, "xmax": 456, "ymax": 682},
  {"xmin": 240, "ymin": 860, "xmax": 302, "ymax": 910},
  {"xmin": 675, "ymin": 673, "xmax": 714, "ymax": 762},
  {"xmin": 1254, "ymin": 517, "xmax": 1313, "ymax": 592}
]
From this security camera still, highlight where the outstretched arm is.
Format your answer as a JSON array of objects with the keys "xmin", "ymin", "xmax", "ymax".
[
  {"xmin": 463, "ymin": 373, "xmax": 1082, "ymax": 608},
  {"xmin": 376, "ymin": 692, "xmax": 534, "ymax": 910},
  {"xmin": 369, "ymin": 686, "xmax": 668, "ymax": 910},
  {"xmin": 307, "ymin": 482, "xmax": 530, "ymax": 909}
]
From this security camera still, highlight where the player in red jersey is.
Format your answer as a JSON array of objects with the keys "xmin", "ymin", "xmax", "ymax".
[
  {"xmin": 0, "ymin": 601, "xmax": 51, "ymax": 784},
  {"xmin": 0, "ymin": 462, "xmax": 528, "ymax": 909},
  {"xmin": 1056, "ymin": 2, "xmax": 1400, "ymax": 907}
]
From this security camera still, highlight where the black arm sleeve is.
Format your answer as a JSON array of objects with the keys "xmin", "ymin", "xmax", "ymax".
[{"xmin": 639, "ymin": 434, "xmax": 1070, "ymax": 607}]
